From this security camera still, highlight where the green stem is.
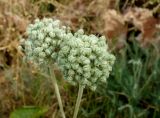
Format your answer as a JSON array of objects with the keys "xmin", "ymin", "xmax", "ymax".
[
  {"xmin": 73, "ymin": 85, "xmax": 84, "ymax": 118},
  {"xmin": 49, "ymin": 67, "xmax": 66, "ymax": 118}
]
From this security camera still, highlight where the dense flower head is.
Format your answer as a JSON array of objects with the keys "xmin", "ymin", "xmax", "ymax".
[
  {"xmin": 23, "ymin": 18, "xmax": 68, "ymax": 65},
  {"xmin": 57, "ymin": 29, "xmax": 115, "ymax": 91},
  {"xmin": 21, "ymin": 18, "xmax": 115, "ymax": 91}
]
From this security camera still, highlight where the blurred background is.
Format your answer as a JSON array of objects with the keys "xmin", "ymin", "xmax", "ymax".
[{"xmin": 0, "ymin": 0, "xmax": 160, "ymax": 118}]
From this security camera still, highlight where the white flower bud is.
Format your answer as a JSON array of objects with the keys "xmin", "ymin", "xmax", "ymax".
[
  {"xmin": 52, "ymin": 40, "xmax": 56, "ymax": 46},
  {"xmin": 38, "ymin": 33, "xmax": 45, "ymax": 40},
  {"xmin": 25, "ymin": 41, "xmax": 31, "ymax": 46},
  {"xmin": 90, "ymin": 85, "xmax": 96, "ymax": 91},
  {"xmin": 18, "ymin": 46, "xmax": 23, "ymax": 51},
  {"xmin": 81, "ymin": 79, "xmax": 89, "ymax": 85},
  {"xmin": 42, "ymin": 43, "xmax": 48, "ymax": 49},
  {"xmin": 31, "ymin": 30, "xmax": 37, "ymax": 38},
  {"xmin": 49, "ymin": 32, "xmax": 55, "ymax": 38},
  {"xmin": 70, "ymin": 49, "xmax": 77, "ymax": 56},
  {"xmin": 39, "ymin": 52, "xmax": 46, "ymax": 58},
  {"xmin": 45, "ymin": 49, "xmax": 52, "ymax": 55},
  {"xmin": 83, "ymin": 65, "xmax": 91, "ymax": 72},
  {"xmin": 68, "ymin": 69, "xmax": 75, "ymax": 76},
  {"xmin": 95, "ymin": 69, "xmax": 102, "ymax": 77},
  {"xmin": 20, "ymin": 38, "xmax": 25, "ymax": 43},
  {"xmin": 35, "ymin": 19, "xmax": 40, "ymax": 23},
  {"xmin": 64, "ymin": 63, "xmax": 71, "ymax": 69},
  {"xmin": 68, "ymin": 55, "xmax": 76, "ymax": 63},
  {"xmin": 100, "ymin": 76, "xmax": 106, "ymax": 83},
  {"xmin": 83, "ymin": 59, "xmax": 90, "ymax": 64},
  {"xmin": 45, "ymin": 37, "xmax": 52, "ymax": 43},
  {"xmin": 84, "ymin": 72, "xmax": 91, "ymax": 78},
  {"xmin": 72, "ymin": 64, "xmax": 79, "ymax": 70},
  {"xmin": 77, "ymin": 68, "xmax": 83, "ymax": 74},
  {"xmin": 77, "ymin": 29, "xmax": 84, "ymax": 35},
  {"xmin": 61, "ymin": 46, "xmax": 70, "ymax": 54},
  {"xmin": 89, "ymin": 54, "xmax": 96, "ymax": 60},
  {"xmin": 51, "ymin": 52, "xmax": 57, "ymax": 60},
  {"xmin": 52, "ymin": 20, "xmax": 60, "ymax": 27},
  {"xmin": 34, "ymin": 47, "xmax": 43, "ymax": 54}
]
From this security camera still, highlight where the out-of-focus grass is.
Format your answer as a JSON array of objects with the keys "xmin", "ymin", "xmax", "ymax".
[{"xmin": 0, "ymin": 0, "xmax": 160, "ymax": 118}]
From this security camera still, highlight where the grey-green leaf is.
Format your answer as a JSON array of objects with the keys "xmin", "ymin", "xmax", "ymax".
[{"xmin": 10, "ymin": 106, "xmax": 48, "ymax": 118}]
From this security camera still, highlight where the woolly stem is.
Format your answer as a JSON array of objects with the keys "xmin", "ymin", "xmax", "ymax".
[
  {"xmin": 49, "ymin": 67, "xmax": 66, "ymax": 118},
  {"xmin": 73, "ymin": 85, "xmax": 84, "ymax": 118}
]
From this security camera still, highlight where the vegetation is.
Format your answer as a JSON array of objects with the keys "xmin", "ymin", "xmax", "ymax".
[{"xmin": 0, "ymin": 0, "xmax": 159, "ymax": 118}]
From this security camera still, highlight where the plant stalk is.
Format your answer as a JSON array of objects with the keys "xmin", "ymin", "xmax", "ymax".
[
  {"xmin": 73, "ymin": 85, "xmax": 84, "ymax": 118},
  {"xmin": 49, "ymin": 67, "xmax": 66, "ymax": 118}
]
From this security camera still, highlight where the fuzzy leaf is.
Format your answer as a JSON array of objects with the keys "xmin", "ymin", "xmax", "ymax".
[{"xmin": 10, "ymin": 106, "xmax": 48, "ymax": 118}]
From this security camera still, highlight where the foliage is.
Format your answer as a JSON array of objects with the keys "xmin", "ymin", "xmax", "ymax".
[{"xmin": 10, "ymin": 106, "xmax": 48, "ymax": 118}]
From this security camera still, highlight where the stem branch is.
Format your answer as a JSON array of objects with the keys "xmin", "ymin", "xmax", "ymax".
[
  {"xmin": 49, "ymin": 67, "xmax": 66, "ymax": 118},
  {"xmin": 73, "ymin": 85, "xmax": 84, "ymax": 118}
]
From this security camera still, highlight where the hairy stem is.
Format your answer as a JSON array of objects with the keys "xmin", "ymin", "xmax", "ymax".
[
  {"xmin": 73, "ymin": 85, "xmax": 84, "ymax": 118},
  {"xmin": 49, "ymin": 67, "xmax": 66, "ymax": 118}
]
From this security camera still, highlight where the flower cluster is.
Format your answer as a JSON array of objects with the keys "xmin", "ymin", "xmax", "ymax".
[
  {"xmin": 57, "ymin": 29, "xmax": 115, "ymax": 90},
  {"xmin": 22, "ymin": 18, "xmax": 68, "ymax": 65},
  {"xmin": 22, "ymin": 18, "xmax": 115, "ymax": 91}
]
